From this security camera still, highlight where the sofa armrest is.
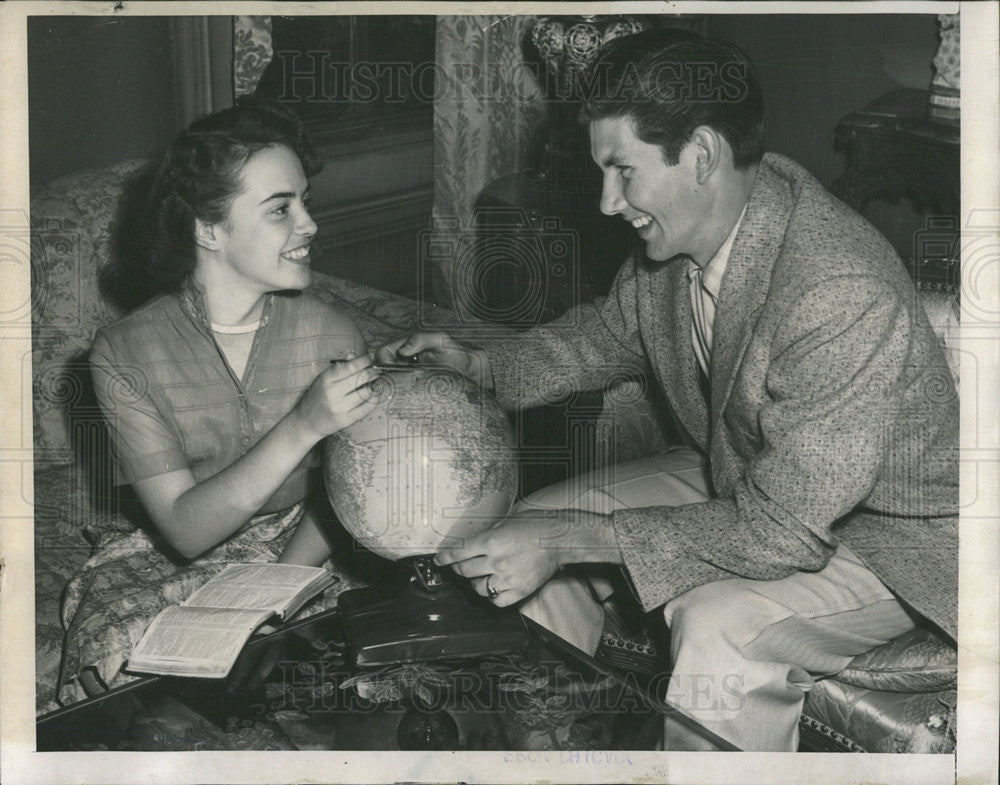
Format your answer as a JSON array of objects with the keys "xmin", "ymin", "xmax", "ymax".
[{"xmin": 834, "ymin": 626, "xmax": 956, "ymax": 693}]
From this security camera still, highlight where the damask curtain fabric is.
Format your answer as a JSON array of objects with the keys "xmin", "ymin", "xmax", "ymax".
[
  {"xmin": 431, "ymin": 16, "xmax": 547, "ymax": 309},
  {"xmin": 234, "ymin": 16, "xmax": 274, "ymax": 98}
]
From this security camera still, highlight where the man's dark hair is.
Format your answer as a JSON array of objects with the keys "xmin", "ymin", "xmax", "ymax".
[{"xmin": 581, "ymin": 28, "xmax": 765, "ymax": 169}]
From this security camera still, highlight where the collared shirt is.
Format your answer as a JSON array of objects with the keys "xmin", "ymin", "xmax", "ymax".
[
  {"xmin": 90, "ymin": 278, "xmax": 365, "ymax": 512},
  {"xmin": 688, "ymin": 206, "xmax": 747, "ymax": 377}
]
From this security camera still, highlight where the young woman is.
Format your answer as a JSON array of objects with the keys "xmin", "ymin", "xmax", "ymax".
[{"xmin": 59, "ymin": 99, "xmax": 380, "ymax": 703}]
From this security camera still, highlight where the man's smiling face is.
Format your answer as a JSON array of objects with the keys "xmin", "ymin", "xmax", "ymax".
[{"xmin": 589, "ymin": 115, "xmax": 708, "ymax": 263}]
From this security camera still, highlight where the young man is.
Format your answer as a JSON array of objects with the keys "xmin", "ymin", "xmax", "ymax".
[{"xmin": 380, "ymin": 29, "xmax": 958, "ymax": 751}]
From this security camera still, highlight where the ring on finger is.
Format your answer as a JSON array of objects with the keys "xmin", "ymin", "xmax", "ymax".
[{"xmin": 486, "ymin": 574, "xmax": 500, "ymax": 600}]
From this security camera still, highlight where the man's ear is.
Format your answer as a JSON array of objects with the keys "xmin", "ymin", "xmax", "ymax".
[
  {"xmin": 194, "ymin": 217, "xmax": 220, "ymax": 251},
  {"xmin": 691, "ymin": 125, "xmax": 724, "ymax": 185}
]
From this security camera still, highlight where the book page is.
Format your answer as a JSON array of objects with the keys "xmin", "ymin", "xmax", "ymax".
[
  {"xmin": 128, "ymin": 605, "xmax": 271, "ymax": 670},
  {"xmin": 181, "ymin": 563, "xmax": 330, "ymax": 614}
]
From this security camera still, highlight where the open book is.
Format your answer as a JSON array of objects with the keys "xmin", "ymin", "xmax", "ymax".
[{"xmin": 127, "ymin": 563, "xmax": 337, "ymax": 678}]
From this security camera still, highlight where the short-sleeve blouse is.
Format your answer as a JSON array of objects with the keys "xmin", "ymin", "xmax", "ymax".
[{"xmin": 90, "ymin": 279, "xmax": 365, "ymax": 511}]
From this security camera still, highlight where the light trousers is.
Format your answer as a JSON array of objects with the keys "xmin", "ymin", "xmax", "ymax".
[{"xmin": 513, "ymin": 448, "xmax": 916, "ymax": 751}]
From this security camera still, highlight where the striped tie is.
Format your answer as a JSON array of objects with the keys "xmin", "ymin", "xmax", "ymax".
[{"xmin": 689, "ymin": 265, "xmax": 714, "ymax": 378}]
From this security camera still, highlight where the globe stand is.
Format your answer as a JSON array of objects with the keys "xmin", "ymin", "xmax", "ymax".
[
  {"xmin": 396, "ymin": 694, "xmax": 461, "ymax": 751},
  {"xmin": 337, "ymin": 555, "xmax": 530, "ymax": 668}
]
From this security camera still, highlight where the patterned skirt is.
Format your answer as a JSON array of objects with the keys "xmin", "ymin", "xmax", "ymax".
[{"xmin": 58, "ymin": 504, "xmax": 322, "ymax": 706}]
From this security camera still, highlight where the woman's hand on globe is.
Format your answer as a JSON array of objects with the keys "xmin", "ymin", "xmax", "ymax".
[
  {"xmin": 376, "ymin": 332, "xmax": 494, "ymax": 388},
  {"xmin": 292, "ymin": 353, "xmax": 381, "ymax": 441},
  {"xmin": 435, "ymin": 509, "xmax": 620, "ymax": 606}
]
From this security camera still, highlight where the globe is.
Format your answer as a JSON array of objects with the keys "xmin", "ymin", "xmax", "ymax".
[{"xmin": 322, "ymin": 368, "xmax": 518, "ymax": 561}]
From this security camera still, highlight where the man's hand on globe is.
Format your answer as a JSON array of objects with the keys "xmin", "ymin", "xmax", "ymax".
[
  {"xmin": 434, "ymin": 508, "xmax": 622, "ymax": 606},
  {"xmin": 376, "ymin": 332, "xmax": 494, "ymax": 389}
]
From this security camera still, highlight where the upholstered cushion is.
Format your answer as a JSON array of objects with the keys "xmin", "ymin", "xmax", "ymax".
[
  {"xmin": 834, "ymin": 626, "xmax": 957, "ymax": 693},
  {"xmin": 803, "ymin": 677, "xmax": 956, "ymax": 753},
  {"xmin": 34, "ymin": 463, "xmax": 97, "ymax": 714},
  {"xmin": 31, "ymin": 161, "xmax": 148, "ymax": 458}
]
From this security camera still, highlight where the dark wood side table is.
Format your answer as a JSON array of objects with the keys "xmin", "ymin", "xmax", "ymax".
[{"xmin": 831, "ymin": 87, "xmax": 960, "ymax": 290}]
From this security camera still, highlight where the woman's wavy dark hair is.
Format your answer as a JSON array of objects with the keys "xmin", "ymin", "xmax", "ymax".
[{"xmin": 106, "ymin": 97, "xmax": 319, "ymax": 308}]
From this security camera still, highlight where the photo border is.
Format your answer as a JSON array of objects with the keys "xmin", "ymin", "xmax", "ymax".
[{"xmin": 2, "ymin": 2, "xmax": 996, "ymax": 783}]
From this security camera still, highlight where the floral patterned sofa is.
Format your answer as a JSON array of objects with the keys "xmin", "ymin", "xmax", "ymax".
[{"xmin": 31, "ymin": 160, "xmax": 958, "ymax": 753}]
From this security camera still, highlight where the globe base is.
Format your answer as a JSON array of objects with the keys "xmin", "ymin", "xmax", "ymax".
[{"xmin": 338, "ymin": 575, "xmax": 530, "ymax": 668}]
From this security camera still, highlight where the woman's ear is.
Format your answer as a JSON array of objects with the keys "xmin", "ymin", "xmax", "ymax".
[{"xmin": 194, "ymin": 217, "xmax": 220, "ymax": 251}]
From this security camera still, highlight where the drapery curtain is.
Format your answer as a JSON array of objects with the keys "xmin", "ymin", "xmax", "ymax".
[
  {"xmin": 431, "ymin": 16, "xmax": 547, "ymax": 309},
  {"xmin": 234, "ymin": 16, "xmax": 274, "ymax": 98},
  {"xmin": 170, "ymin": 17, "xmax": 234, "ymax": 128},
  {"xmin": 168, "ymin": 16, "xmax": 271, "ymax": 126},
  {"xmin": 234, "ymin": 16, "xmax": 273, "ymax": 97}
]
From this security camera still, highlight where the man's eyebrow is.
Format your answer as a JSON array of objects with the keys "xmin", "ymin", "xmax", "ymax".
[{"xmin": 259, "ymin": 185, "xmax": 311, "ymax": 204}]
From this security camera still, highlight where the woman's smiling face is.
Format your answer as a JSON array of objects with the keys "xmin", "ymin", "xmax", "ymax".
[
  {"xmin": 590, "ymin": 115, "xmax": 707, "ymax": 263},
  {"xmin": 209, "ymin": 144, "xmax": 318, "ymax": 296}
]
